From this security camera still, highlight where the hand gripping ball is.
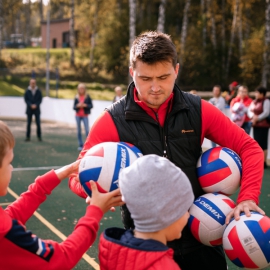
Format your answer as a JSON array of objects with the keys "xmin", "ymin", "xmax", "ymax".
[{"xmin": 223, "ymin": 212, "xmax": 270, "ymax": 269}]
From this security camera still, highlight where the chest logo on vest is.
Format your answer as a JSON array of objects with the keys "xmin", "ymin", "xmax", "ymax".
[{"xmin": 182, "ymin": 129, "xmax": 194, "ymax": 133}]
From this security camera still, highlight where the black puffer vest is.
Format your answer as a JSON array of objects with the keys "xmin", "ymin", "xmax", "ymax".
[{"xmin": 106, "ymin": 82, "xmax": 205, "ymax": 254}]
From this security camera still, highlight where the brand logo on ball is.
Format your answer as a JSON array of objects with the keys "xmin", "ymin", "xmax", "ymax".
[
  {"xmin": 195, "ymin": 197, "xmax": 223, "ymax": 220},
  {"xmin": 120, "ymin": 146, "xmax": 127, "ymax": 169},
  {"xmin": 112, "ymin": 146, "xmax": 131, "ymax": 189},
  {"xmin": 222, "ymin": 147, "xmax": 242, "ymax": 173}
]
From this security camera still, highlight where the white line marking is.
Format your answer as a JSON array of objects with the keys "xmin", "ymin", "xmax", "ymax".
[
  {"xmin": 0, "ymin": 202, "xmax": 11, "ymax": 206},
  {"xmin": 12, "ymin": 166, "xmax": 61, "ymax": 172}
]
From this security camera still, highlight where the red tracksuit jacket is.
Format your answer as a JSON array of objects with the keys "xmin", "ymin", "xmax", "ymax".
[
  {"xmin": 0, "ymin": 170, "xmax": 103, "ymax": 270},
  {"xmin": 99, "ymin": 228, "xmax": 180, "ymax": 270}
]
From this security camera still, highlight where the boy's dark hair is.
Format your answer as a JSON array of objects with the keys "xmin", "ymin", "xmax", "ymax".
[
  {"xmin": 0, "ymin": 121, "xmax": 15, "ymax": 167},
  {"xmin": 130, "ymin": 31, "xmax": 178, "ymax": 68},
  {"xmin": 255, "ymin": 86, "xmax": 267, "ymax": 97}
]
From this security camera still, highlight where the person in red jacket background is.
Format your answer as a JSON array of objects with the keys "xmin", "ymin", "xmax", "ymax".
[
  {"xmin": 230, "ymin": 85, "xmax": 253, "ymax": 134},
  {"xmin": 73, "ymin": 83, "xmax": 93, "ymax": 151},
  {"xmin": 225, "ymin": 81, "xmax": 238, "ymax": 106},
  {"xmin": 248, "ymin": 86, "xmax": 270, "ymax": 169},
  {"xmin": 99, "ymin": 155, "xmax": 194, "ymax": 270},
  {"xmin": 69, "ymin": 31, "xmax": 265, "ymax": 270},
  {"xmin": 0, "ymin": 120, "xmax": 123, "ymax": 270}
]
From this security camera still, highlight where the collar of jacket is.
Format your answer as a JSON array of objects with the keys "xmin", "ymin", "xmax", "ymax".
[
  {"xmin": 27, "ymin": 86, "xmax": 38, "ymax": 91},
  {"xmin": 124, "ymin": 82, "xmax": 190, "ymax": 122}
]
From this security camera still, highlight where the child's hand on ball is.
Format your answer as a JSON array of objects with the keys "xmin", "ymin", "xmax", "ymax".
[
  {"xmin": 85, "ymin": 196, "xmax": 116, "ymax": 212},
  {"xmin": 89, "ymin": 181, "xmax": 124, "ymax": 213},
  {"xmin": 55, "ymin": 160, "xmax": 81, "ymax": 181}
]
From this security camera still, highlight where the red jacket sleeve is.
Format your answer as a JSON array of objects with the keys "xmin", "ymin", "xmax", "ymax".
[
  {"xmin": 1, "ymin": 170, "xmax": 104, "ymax": 270},
  {"xmin": 1, "ymin": 205, "xmax": 103, "ymax": 270},
  {"xmin": 43, "ymin": 205, "xmax": 103, "ymax": 269},
  {"xmin": 68, "ymin": 111, "xmax": 120, "ymax": 198},
  {"xmin": 201, "ymin": 100, "xmax": 264, "ymax": 205}
]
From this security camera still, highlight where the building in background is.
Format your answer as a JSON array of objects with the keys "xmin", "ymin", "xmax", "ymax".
[{"xmin": 40, "ymin": 18, "xmax": 78, "ymax": 48}]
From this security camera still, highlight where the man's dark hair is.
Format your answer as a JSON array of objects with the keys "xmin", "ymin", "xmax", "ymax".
[
  {"xmin": 130, "ymin": 31, "xmax": 178, "ymax": 68},
  {"xmin": 213, "ymin": 85, "xmax": 222, "ymax": 92},
  {"xmin": 255, "ymin": 86, "xmax": 267, "ymax": 97}
]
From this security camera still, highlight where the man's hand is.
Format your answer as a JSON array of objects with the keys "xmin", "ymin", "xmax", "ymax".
[
  {"xmin": 55, "ymin": 160, "xmax": 80, "ymax": 182},
  {"xmin": 31, "ymin": 104, "xmax": 37, "ymax": 109},
  {"xmin": 89, "ymin": 181, "xmax": 124, "ymax": 213},
  {"xmin": 225, "ymin": 200, "xmax": 265, "ymax": 225}
]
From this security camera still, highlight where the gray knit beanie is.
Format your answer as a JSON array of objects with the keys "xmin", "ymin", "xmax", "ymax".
[{"xmin": 119, "ymin": 154, "xmax": 194, "ymax": 232}]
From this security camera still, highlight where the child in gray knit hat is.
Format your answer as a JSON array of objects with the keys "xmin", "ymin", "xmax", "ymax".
[{"xmin": 98, "ymin": 154, "xmax": 195, "ymax": 270}]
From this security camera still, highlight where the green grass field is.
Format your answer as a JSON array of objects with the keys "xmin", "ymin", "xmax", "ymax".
[
  {"xmin": 0, "ymin": 119, "xmax": 270, "ymax": 269},
  {"xmin": 0, "ymin": 77, "xmax": 125, "ymax": 101}
]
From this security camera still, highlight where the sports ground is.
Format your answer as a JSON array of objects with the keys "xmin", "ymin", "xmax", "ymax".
[{"xmin": 1, "ymin": 119, "xmax": 270, "ymax": 270}]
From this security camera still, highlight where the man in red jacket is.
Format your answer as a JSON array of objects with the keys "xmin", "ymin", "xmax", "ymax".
[
  {"xmin": 69, "ymin": 31, "xmax": 265, "ymax": 270},
  {"xmin": 0, "ymin": 120, "xmax": 123, "ymax": 270}
]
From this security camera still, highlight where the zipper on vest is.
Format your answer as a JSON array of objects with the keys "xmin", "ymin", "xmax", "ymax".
[
  {"xmin": 163, "ymin": 135, "xmax": 168, "ymax": 158},
  {"xmin": 153, "ymin": 111, "xmax": 168, "ymax": 158}
]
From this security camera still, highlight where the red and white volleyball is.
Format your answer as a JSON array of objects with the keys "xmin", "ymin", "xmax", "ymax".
[
  {"xmin": 188, "ymin": 193, "xmax": 236, "ymax": 246},
  {"xmin": 196, "ymin": 147, "xmax": 242, "ymax": 195},
  {"xmin": 223, "ymin": 212, "xmax": 270, "ymax": 269},
  {"xmin": 79, "ymin": 142, "xmax": 143, "ymax": 196}
]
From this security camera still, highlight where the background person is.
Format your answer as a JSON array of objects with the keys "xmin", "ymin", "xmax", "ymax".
[
  {"xmin": 99, "ymin": 155, "xmax": 194, "ymax": 270},
  {"xmin": 69, "ymin": 31, "xmax": 265, "ymax": 270},
  {"xmin": 230, "ymin": 85, "xmax": 253, "ymax": 134},
  {"xmin": 225, "ymin": 81, "xmax": 238, "ymax": 106},
  {"xmin": 189, "ymin": 90, "xmax": 197, "ymax": 95},
  {"xmin": 208, "ymin": 85, "xmax": 226, "ymax": 147},
  {"xmin": 73, "ymin": 83, "xmax": 93, "ymax": 151},
  {"xmin": 24, "ymin": 78, "xmax": 42, "ymax": 142},
  {"xmin": 0, "ymin": 120, "xmax": 123, "ymax": 270},
  {"xmin": 248, "ymin": 86, "xmax": 270, "ymax": 169},
  {"xmin": 112, "ymin": 86, "xmax": 124, "ymax": 103}
]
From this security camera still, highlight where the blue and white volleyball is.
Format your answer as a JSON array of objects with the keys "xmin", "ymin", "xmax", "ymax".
[
  {"xmin": 188, "ymin": 193, "xmax": 236, "ymax": 246},
  {"xmin": 197, "ymin": 147, "xmax": 242, "ymax": 195},
  {"xmin": 223, "ymin": 212, "xmax": 270, "ymax": 269},
  {"xmin": 79, "ymin": 142, "xmax": 143, "ymax": 196}
]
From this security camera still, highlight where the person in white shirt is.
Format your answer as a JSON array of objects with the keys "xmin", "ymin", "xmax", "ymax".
[
  {"xmin": 208, "ymin": 85, "xmax": 226, "ymax": 147},
  {"xmin": 113, "ymin": 86, "xmax": 124, "ymax": 103},
  {"xmin": 209, "ymin": 85, "xmax": 226, "ymax": 112}
]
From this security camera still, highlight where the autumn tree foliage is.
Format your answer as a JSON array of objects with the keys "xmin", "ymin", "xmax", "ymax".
[{"xmin": 1, "ymin": 0, "xmax": 269, "ymax": 89}]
